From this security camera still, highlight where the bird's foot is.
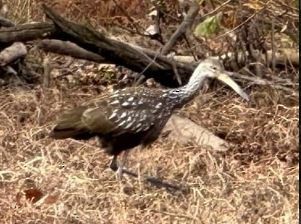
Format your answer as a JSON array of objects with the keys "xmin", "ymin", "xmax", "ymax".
[
  {"xmin": 109, "ymin": 155, "xmax": 126, "ymax": 180},
  {"xmin": 111, "ymin": 151, "xmax": 129, "ymax": 180},
  {"xmin": 116, "ymin": 165, "xmax": 124, "ymax": 180}
]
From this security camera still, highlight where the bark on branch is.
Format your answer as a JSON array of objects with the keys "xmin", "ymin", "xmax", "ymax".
[
  {"xmin": 0, "ymin": 22, "xmax": 55, "ymax": 43},
  {"xmin": 38, "ymin": 39, "xmax": 108, "ymax": 63},
  {"xmin": 0, "ymin": 16, "xmax": 14, "ymax": 27},
  {"xmin": 0, "ymin": 42, "xmax": 27, "ymax": 66}
]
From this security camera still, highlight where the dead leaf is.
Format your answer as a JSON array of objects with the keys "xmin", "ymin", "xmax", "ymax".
[
  {"xmin": 16, "ymin": 178, "xmax": 44, "ymax": 205},
  {"xmin": 16, "ymin": 187, "xmax": 44, "ymax": 205},
  {"xmin": 243, "ymin": 2, "xmax": 264, "ymax": 11}
]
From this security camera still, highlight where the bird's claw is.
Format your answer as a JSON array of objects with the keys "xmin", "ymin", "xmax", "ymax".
[{"xmin": 116, "ymin": 165, "xmax": 124, "ymax": 180}]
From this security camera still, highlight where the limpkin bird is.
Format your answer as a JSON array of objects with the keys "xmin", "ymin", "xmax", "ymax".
[{"xmin": 50, "ymin": 58, "xmax": 248, "ymax": 177}]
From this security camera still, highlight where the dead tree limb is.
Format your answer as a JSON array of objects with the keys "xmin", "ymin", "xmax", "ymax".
[
  {"xmin": 38, "ymin": 39, "xmax": 108, "ymax": 63},
  {"xmin": 0, "ymin": 19, "xmax": 44, "ymax": 85},
  {"xmin": 0, "ymin": 16, "xmax": 14, "ymax": 27},
  {"xmin": 174, "ymin": 48, "xmax": 299, "ymax": 67},
  {"xmin": 0, "ymin": 23, "xmax": 55, "ymax": 43},
  {"xmin": 0, "ymin": 42, "xmax": 27, "ymax": 66},
  {"xmin": 164, "ymin": 115, "xmax": 230, "ymax": 152}
]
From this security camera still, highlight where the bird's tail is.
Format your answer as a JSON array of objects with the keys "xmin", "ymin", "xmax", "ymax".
[
  {"xmin": 50, "ymin": 107, "xmax": 92, "ymax": 140},
  {"xmin": 50, "ymin": 126, "xmax": 86, "ymax": 140}
]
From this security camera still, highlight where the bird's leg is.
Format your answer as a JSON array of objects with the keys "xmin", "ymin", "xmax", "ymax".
[
  {"xmin": 109, "ymin": 155, "xmax": 118, "ymax": 171},
  {"xmin": 116, "ymin": 150, "xmax": 129, "ymax": 180},
  {"xmin": 108, "ymin": 152, "xmax": 129, "ymax": 180}
]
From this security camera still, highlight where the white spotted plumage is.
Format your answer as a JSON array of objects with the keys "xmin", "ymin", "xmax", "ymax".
[
  {"xmin": 110, "ymin": 100, "xmax": 119, "ymax": 105},
  {"xmin": 121, "ymin": 101, "xmax": 130, "ymax": 107}
]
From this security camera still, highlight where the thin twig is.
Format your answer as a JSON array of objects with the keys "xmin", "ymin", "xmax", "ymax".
[
  {"xmin": 271, "ymin": 18, "xmax": 276, "ymax": 74},
  {"xmin": 199, "ymin": 0, "xmax": 232, "ymax": 19},
  {"xmin": 170, "ymin": 59, "xmax": 182, "ymax": 85},
  {"xmin": 231, "ymin": 70, "xmax": 298, "ymax": 96}
]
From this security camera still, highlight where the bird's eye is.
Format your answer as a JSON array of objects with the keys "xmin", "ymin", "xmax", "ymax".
[{"xmin": 211, "ymin": 66, "xmax": 217, "ymax": 70}]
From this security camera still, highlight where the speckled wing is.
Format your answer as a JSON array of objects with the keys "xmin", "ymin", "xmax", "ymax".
[
  {"xmin": 81, "ymin": 87, "xmax": 169, "ymax": 137},
  {"xmin": 50, "ymin": 94, "xmax": 115, "ymax": 139}
]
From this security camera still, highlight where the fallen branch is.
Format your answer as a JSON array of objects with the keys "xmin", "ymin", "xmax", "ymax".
[
  {"xmin": 164, "ymin": 115, "xmax": 229, "ymax": 152},
  {"xmin": 220, "ymin": 49, "xmax": 299, "ymax": 67},
  {"xmin": 0, "ymin": 16, "xmax": 14, "ymax": 27},
  {"xmin": 0, "ymin": 19, "xmax": 42, "ymax": 84},
  {"xmin": 173, "ymin": 48, "xmax": 299, "ymax": 67},
  {"xmin": 38, "ymin": 39, "xmax": 108, "ymax": 63},
  {"xmin": 0, "ymin": 22, "xmax": 55, "ymax": 43},
  {"xmin": 0, "ymin": 42, "xmax": 27, "ymax": 66}
]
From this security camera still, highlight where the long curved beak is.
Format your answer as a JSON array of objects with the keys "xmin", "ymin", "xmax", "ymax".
[{"xmin": 217, "ymin": 72, "xmax": 249, "ymax": 101}]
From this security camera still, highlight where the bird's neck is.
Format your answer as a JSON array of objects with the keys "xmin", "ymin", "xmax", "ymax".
[{"xmin": 168, "ymin": 73, "xmax": 206, "ymax": 108}]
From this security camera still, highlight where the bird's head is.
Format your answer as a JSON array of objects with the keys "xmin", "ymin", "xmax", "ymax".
[{"xmin": 191, "ymin": 58, "xmax": 249, "ymax": 101}]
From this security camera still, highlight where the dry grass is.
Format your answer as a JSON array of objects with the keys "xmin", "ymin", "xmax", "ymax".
[
  {"xmin": 0, "ymin": 76, "xmax": 298, "ymax": 223},
  {"xmin": 1, "ymin": 0, "xmax": 299, "ymax": 223}
]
